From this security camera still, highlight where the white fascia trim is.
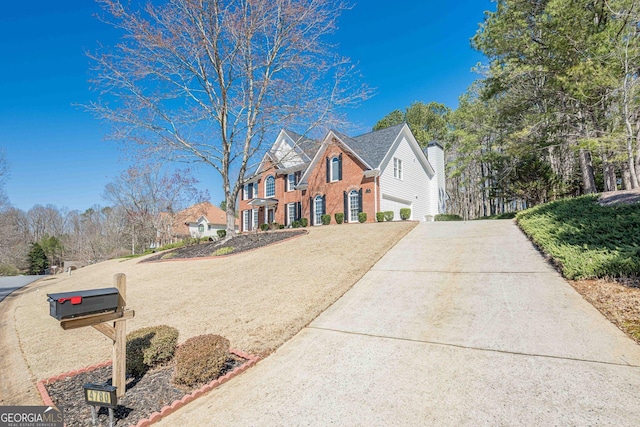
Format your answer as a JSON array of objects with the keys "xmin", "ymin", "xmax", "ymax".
[{"xmin": 379, "ymin": 124, "xmax": 435, "ymax": 177}]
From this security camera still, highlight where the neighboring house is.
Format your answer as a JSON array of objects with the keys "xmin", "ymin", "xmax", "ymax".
[
  {"xmin": 157, "ymin": 202, "xmax": 238, "ymax": 245},
  {"xmin": 237, "ymin": 123, "xmax": 446, "ymax": 231}
]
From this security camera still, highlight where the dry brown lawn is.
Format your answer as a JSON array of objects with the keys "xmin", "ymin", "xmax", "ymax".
[{"xmin": 1, "ymin": 221, "xmax": 415, "ymax": 404}]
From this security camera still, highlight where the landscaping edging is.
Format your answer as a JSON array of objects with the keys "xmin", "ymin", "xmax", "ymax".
[
  {"xmin": 37, "ymin": 349, "xmax": 260, "ymax": 427},
  {"xmin": 141, "ymin": 229, "xmax": 308, "ymax": 263}
]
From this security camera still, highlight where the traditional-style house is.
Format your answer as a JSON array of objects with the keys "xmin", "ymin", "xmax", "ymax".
[
  {"xmin": 237, "ymin": 123, "xmax": 446, "ymax": 231},
  {"xmin": 156, "ymin": 201, "xmax": 238, "ymax": 245}
]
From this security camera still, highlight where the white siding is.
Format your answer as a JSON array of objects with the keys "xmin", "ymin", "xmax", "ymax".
[{"xmin": 379, "ymin": 135, "xmax": 434, "ymax": 221}]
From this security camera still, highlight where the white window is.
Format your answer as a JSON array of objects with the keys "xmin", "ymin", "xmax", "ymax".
[
  {"xmin": 349, "ymin": 190, "xmax": 359, "ymax": 222},
  {"xmin": 243, "ymin": 184, "xmax": 249, "ymax": 200},
  {"xmin": 242, "ymin": 210, "xmax": 250, "ymax": 232},
  {"xmin": 393, "ymin": 157, "xmax": 403, "ymax": 180},
  {"xmin": 265, "ymin": 176, "xmax": 275, "ymax": 198},
  {"xmin": 287, "ymin": 174, "xmax": 296, "ymax": 192},
  {"xmin": 331, "ymin": 157, "xmax": 340, "ymax": 181},
  {"xmin": 287, "ymin": 203, "xmax": 296, "ymax": 226},
  {"xmin": 252, "ymin": 208, "xmax": 259, "ymax": 230},
  {"xmin": 198, "ymin": 224, "xmax": 205, "ymax": 233},
  {"xmin": 314, "ymin": 196, "xmax": 324, "ymax": 226}
]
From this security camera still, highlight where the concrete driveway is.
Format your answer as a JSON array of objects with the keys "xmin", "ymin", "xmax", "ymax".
[
  {"xmin": 0, "ymin": 276, "xmax": 42, "ymax": 303},
  {"xmin": 159, "ymin": 221, "xmax": 640, "ymax": 426}
]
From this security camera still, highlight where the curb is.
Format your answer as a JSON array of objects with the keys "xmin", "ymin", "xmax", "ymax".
[{"xmin": 37, "ymin": 349, "xmax": 260, "ymax": 426}]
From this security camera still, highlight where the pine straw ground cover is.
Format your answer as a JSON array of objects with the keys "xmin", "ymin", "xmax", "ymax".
[
  {"xmin": 1, "ymin": 221, "xmax": 416, "ymax": 405},
  {"xmin": 517, "ymin": 189, "xmax": 640, "ymax": 345}
]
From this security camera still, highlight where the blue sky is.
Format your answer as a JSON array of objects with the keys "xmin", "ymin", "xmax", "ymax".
[{"xmin": 0, "ymin": 0, "xmax": 493, "ymax": 212}]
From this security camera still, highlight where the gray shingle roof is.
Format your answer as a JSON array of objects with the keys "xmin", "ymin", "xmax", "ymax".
[
  {"xmin": 341, "ymin": 123, "xmax": 405, "ymax": 168},
  {"xmin": 282, "ymin": 129, "xmax": 321, "ymax": 160}
]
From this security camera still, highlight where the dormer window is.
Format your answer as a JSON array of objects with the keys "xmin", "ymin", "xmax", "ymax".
[{"xmin": 265, "ymin": 175, "xmax": 275, "ymax": 198}]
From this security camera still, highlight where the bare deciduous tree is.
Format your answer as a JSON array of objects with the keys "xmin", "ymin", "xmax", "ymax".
[
  {"xmin": 103, "ymin": 164, "xmax": 207, "ymax": 253},
  {"xmin": 88, "ymin": 0, "xmax": 369, "ymax": 237}
]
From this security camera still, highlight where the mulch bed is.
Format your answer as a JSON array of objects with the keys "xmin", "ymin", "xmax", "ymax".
[
  {"xmin": 45, "ymin": 355, "xmax": 246, "ymax": 427},
  {"xmin": 142, "ymin": 230, "xmax": 307, "ymax": 262}
]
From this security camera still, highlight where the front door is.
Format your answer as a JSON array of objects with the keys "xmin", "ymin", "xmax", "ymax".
[{"xmin": 268, "ymin": 208, "xmax": 275, "ymax": 224}]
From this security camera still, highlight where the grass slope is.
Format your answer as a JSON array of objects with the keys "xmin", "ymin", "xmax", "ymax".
[{"xmin": 516, "ymin": 195, "xmax": 640, "ymax": 280}]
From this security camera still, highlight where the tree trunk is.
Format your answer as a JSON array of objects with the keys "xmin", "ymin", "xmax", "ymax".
[
  {"xmin": 226, "ymin": 196, "xmax": 236, "ymax": 239},
  {"xmin": 622, "ymin": 166, "xmax": 633, "ymax": 190},
  {"xmin": 578, "ymin": 149, "xmax": 597, "ymax": 194}
]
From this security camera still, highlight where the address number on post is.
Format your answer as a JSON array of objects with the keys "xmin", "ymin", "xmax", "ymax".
[{"xmin": 83, "ymin": 383, "xmax": 117, "ymax": 408}]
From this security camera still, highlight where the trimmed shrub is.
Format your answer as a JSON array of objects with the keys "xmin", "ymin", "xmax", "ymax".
[
  {"xmin": 384, "ymin": 211, "xmax": 394, "ymax": 222},
  {"xmin": 400, "ymin": 208, "xmax": 411, "ymax": 220},
  {"xmin": 260, "ymin": 223, "xmax": 270, "ymax": 231},
  {"xmin": 217, "ymin": 229, "xmax": 226, "ymax": 239},
  {"xmin": 173, "ymin": 334, "xmax": 230, "ymax": 387},
  {"xmin": 335, "ymin": 212, "xmax": 344, "ymax": 224},
  {"xmin": 300, "ymin": 218, "xmax": 308, "ymax": 227},
  {"xmin": 321, "ymin": 214, "xmax": 331, "ymax": 225},
  {"xmin": 358, "ymin": 212, "xmax": 367, "ymax": 223},
  {"xmin": 435, "ymin": 214, "xmax": 463, "ymax": 221},
  {"xmin": 376, "ymin": 212, "xmax": 385, "ymax": 222},
  {"xmin": 126, "ymin": 325, "xmax": 179, "ymax": 377},
  {"xmin": 291, "ymin": 220, "xmax": 301, "ymax": 228}
]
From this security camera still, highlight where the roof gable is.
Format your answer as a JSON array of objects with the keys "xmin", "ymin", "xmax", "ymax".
[{"xmin": 378, "ymin": 124, "xmax": 435, "ymax": 177}]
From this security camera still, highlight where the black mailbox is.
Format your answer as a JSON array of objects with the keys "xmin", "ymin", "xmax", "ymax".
[{"xmin": 47, "ymin": 288, "xmax": 119, "ymax": 320}]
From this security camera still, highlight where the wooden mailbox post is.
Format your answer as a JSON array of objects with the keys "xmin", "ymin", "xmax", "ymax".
[{"xmin": 51, "ymin": 273, "xmax": 134, "ymax": 398}]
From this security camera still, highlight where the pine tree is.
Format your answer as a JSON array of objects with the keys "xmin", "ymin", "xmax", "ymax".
[{"xmin": 28, "ymin": 242, "xmax": 49, "ymax": 275}]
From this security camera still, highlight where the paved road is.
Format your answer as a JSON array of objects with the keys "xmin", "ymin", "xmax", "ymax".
[
  {"xmin": 0, "ymin": 276, "xmax": 42, "ymax": 303},
  {"xmin": 159, "ymin": 221, "xmax": 640, "ymax": 426}
]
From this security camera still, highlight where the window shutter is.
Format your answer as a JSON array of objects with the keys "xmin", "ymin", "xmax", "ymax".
[
  {"xmin": 343, "ymin": 191, "xmax": 348, "ymax": 223},
  {"xmin": 322, "ymin": 195, "xmax": 326, "ymax": 215},
  {"xmin": 326, "ymin": 157, "xmax": 330, "ymax": 183},
  {"xmin": 248, "ymin": 209, "xmax": 253, "ymax": 230},
  {"xmin": 297, "ymin": 201, "xmax": 302, "ymax": 220},
  {"xmin": 253, "ymin": 182, "xmax": 258, "ymax": 198},
  {"xmin": 309, "ymin": 197, "xmax": 314, "ymax": 225},
  {"xmin": 338, "ymin": 154, "xmax": 343, "ymax": 181},
  {"xmin": 358, "ymin": 188, "xmax": 363, "ymax": 212}
]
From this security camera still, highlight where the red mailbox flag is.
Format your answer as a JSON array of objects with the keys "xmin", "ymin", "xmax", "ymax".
[{"xmin": 58, "ymin": 296, "xmax": 83, "ymax": 305}]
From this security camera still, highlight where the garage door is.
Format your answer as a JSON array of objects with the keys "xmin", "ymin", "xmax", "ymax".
[{"xmin": 380, "ymin": 195, "xmax": 412, "ymax": 221}]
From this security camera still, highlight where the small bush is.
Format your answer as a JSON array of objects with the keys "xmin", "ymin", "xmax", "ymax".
[
  {"xmin": 358, "ymin": 212, "xmax": 367, "ymax": 223},
  {"xmin": 384, "ymin": 211, "xmax": 394, "ymax": 221},
  {"xmin": 217, "ymin": 229, "xmax": 226, "ymax": 239},
  {"xmin": 0, "ymin": 263, "xmax": 20, "ymax": 276},
  {"xmin": 126, "ymin": 325, "xmax": 179, "ymax": 377},
  {"xmin": 173, "ymin": 334, "xmax": 230, "ymax": 387},
  {"xmin": 212, "ymin": 247, "xmax": 233, "ymax": 256},
  {"xmin": 300, "ymin": 218, "xmax": 308, "ymax": 227},
  {"xmin": 291, "ymin": 220, "xmax": 300, "ymax": 228},
  {"xmin": 435, "ymin": 214, "xmax": 463, "ymax": 221},
  {"xmin": 376, "ymin": 212, "xmax": 385, "ymax": 222},
  {"xmin": 321, "ymin": 214, "xmax": 331, "ymax": 225},
  {"xmin": 335, "ymin": 213, "xmax": 344, "ymax": 224},
  {"xmin": 260, "ymin": 223, "xmax": 270, "ymax": 231},
  {"xmin": 270, "ymin": 222, "xmax": 284, "ymax": 230},
  {"xmin": 400, "ymin": 208, "xmax": 411, "ymax": 220}
]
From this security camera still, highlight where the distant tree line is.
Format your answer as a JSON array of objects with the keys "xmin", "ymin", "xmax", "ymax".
[
  {"xmin": 375, "ymin": 0, "xmax": 640, "ymax": 219},
  {"xmin": 0, "ymin": 164, "xmax": 207, "ymax": 275}
]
